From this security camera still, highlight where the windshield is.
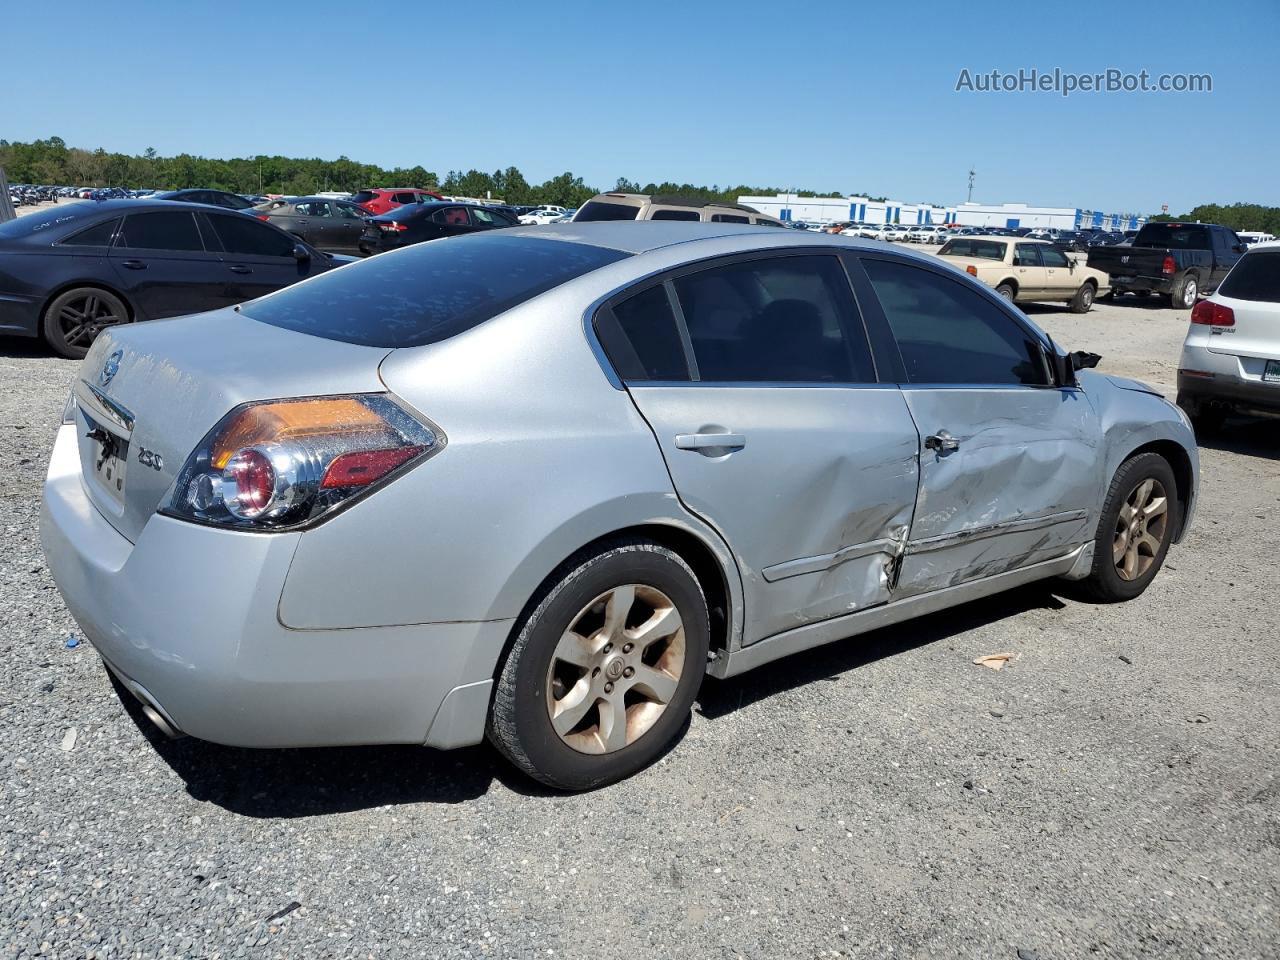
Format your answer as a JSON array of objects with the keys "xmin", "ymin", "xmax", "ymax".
[
  {"xmin": 240, "ymin": 234, "xmax": 631, "ymax": 348},
  {"xmin": 1133, "ymin": 223, "xmax": 1210, "ymax": 250},
  {"xmin": 574, "ymin": 201, "xmax": 641, "ymax": 222},
  {"xmin": 1218, "ymin": 251, "xmax": 1280, "ymax": 303}
]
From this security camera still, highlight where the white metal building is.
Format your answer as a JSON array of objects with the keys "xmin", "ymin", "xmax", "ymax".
[{"xmin": 738, "ymin": 194, "xmax": 1144, "ymax": 232}]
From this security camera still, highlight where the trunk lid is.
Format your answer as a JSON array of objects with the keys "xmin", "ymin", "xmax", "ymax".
[{"xmin": 72, "ymin": 309, "xmax": 393, "ymax": 543}]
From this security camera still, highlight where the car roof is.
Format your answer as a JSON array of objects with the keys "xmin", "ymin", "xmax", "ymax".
[{"xmin": 499, "ymin": 221, "xmax": 906, "ymax": 256}]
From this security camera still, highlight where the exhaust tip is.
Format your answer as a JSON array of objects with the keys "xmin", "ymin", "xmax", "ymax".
[{"xmin": 140, "ymin": 702, "xmax": 185, "ymax": 740}]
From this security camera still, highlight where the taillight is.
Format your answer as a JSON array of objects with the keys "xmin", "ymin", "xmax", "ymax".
[
  {"xmin": 164, "ymin": 394, "xmax": 442, "ymax": 530},
  {"xmin": 379, "ymin": 222, "xmax": 408, "ymax": 232},
  {"xmin": 966, "ymin": 265, "xmax": 978, "ymax": 277},
  {"xmin": 257, "ymin": 215, "xmax": 271, "ymax": 221},
  {"xmin": 1190, "ymin": 301, "xmax": 1235, "ymax": 326},
  {"xmin": 1162, "ymin": 256, "xmax": 1176, "ymax": 276}
]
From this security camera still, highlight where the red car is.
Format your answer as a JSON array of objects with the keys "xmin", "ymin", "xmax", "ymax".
[{"xmin": 351, "ymin": 187, "xmax": 444, "ymax": 216}]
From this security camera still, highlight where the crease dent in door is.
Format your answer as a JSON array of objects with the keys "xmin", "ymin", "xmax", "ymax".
[{"xmin": 755, "ymin": 450, "xmax": 917, "ymax": 629}]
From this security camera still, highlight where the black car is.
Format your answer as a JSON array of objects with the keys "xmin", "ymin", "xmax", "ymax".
[
  {"xmin": 359, "ymin": 202, "xmax": 517, "ymax": 255},
  {"xmin": 153, "ymin": 189, "xmax": 256, "ymax": 211},
  {"xmin": 0, "ymin": 199, "xmax": 351, "ymax": 358},
  {"xmin": 253, "ymin": 196, "xmax": 370, "ymax": 253}
]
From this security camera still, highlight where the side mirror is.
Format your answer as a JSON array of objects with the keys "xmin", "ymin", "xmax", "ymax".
[
  {"xmin": 293, "ymin": 243, "xmax": 311, "ymax": 261},
  {"xmin": 1233, "ymin": 243, "xmax": 1246, "ymax": 253},
  {"xmin": 1071, "ymin": 350, "xmax": 1102, "ymax": 371}
]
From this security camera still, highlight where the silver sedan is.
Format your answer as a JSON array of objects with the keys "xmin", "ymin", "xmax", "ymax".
[{"xmin": 41, "ymin": 223, "xmax": 1199, "ymax": 790}]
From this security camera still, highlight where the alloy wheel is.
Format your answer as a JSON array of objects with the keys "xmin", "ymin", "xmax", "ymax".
[
  {"xmin": 545, "ymin": 584, "xmax": 685, "ymax": 755},
  {"xmin": 57, "ymin": 293, "xmax": 124, "ymax": 348},
  {"xmin": 1112, "ymin": 478, "xmax": 1169, "ymax": 581}
]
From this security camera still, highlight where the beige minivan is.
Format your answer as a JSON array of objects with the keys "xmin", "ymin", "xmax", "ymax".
[{"xmin": 573, "ymin": 193, "xmax": 784, "ymax": 226}]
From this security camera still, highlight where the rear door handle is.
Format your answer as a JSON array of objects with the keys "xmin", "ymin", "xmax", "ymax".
[
  {"xmin": 120, "ymin": 259, "xmax": 147, "ymax": 270},
  {"xmin": 228, "ymin": 265, "xmax": 252, "ymax": 274},
  {"xmin": 924, "ymin": 429, "xmax": 960, "ymax": 453},
  {"xmin": 675, "ymin": 433, "xmax": 746, "ymax": 451}
]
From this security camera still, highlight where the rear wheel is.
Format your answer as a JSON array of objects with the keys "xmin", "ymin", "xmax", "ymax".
[
  {"xmin": 995, "ymin": 283, "xmax": 1016, "ymax": 301},
  {"xmin": 1079, "ymin": 452, "xmax": 1179, "ymax": 602},
  {"xmin": 42, "ymin": 287, "xmax": 130, "ymax": 359},
  {"xmin": 1172, "ymin": 274, "xmax": 1199, "ymax": 309},
  {"xmin": 488, "ymin": 538, "xmax": 709, "ymax": 790},
  {"xmin": 1069, "ymin": 282, "xmax": 1096, "ymax": 313}
]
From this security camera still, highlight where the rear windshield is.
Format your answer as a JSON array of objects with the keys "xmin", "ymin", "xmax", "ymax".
[
  {"xmin": 239, "ymin": 234, "xmax": 631, "ymax": 348},
  {"xmin": 1133, "ymin": 223, "xmax": 1210, "ymax": 250},
  {"xmin": 574, "ymin": 201, "xmax": 640, "ymax": 222},
  {"xmin": 350, "ymin": 191, "xmax": 378, "ymax": 203},
  {"xmin": 1218, "ymin": 251, "xmax": 1280, "ymax": 303}
]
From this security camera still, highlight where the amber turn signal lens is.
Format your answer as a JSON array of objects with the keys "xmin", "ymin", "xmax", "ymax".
[{"xmin": 211, "ymin": 398, "xmax": 389, "ymax": 469}]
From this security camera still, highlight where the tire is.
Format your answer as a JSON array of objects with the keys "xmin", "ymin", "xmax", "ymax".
[
  {"xmin": 1069, "ymin": 282, "xmax": 1096, "ymax": 313},
  {"xmin": 42, "ymin": 287, "xmax": 130, "ymax": 359},
  {"xmin": 1171, "ymin": 274, "xmax": 1198, "ymax": 309},
  {"xmin": 488, "ymin": 538, "xmax": 710, "ymax": 790},
  {"xmin": 1078, "ymin": 452, "xmax": 1180, "ymax": 602},
  {"xmin": 995, "ymin": 283, "xmax": 1016, "ymax": 301}
]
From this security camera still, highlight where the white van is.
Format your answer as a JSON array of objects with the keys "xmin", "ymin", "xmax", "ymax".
[{"xmin": 572, "ymin": 193, "xmax": 783, "ymax": 226}]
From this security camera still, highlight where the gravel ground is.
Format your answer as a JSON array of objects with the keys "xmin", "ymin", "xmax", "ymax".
[{"xmin": 1, "ymin": 231, "xmax": 1277, "ymax": 959}]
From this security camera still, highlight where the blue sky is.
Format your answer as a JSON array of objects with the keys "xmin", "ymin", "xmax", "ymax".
[{"xmin": 3, "ymin": 0, "xmax": 1275, "ymax": 213}]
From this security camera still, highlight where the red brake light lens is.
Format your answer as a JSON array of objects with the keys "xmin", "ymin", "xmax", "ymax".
[
  {"xmin": 1162, "ymin": 256, "xmax": 1176, "ymax": 276},
  {"xmin": 379, "ymin": 222, "xmax": 408, "ymax": 232},
  {"xmin": 165, "ymin": 394, "xmax": 443, "ymax": 530},
  {"xmin": 1190, "ymin": 301, "xmax": 1235, "ymax": 326}
]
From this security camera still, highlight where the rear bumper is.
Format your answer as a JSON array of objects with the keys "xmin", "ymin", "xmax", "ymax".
[
  {"xmin": 1110, "ymin": 275, "xmax": 1173, "ymax": 294},
  {"xmin": 0, "ymin": 291, "xmax": 42, "ymax": 337},
  {"xmin": 1178, "ymin": 370, "xmax": 1280, "ymax": 416},
  {"xmin": 40, "ymin": 424, "xmax": 510, "ymax": 749}
]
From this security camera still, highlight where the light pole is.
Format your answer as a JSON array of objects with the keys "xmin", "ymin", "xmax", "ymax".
[{"xmin": 967, "ymin": 166, "xmax": 976, "ymax": 203}]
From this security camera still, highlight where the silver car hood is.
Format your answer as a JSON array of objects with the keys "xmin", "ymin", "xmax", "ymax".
[{"xmin": 74, "ymin": 310, "xmax": 392, "ymax": 543}]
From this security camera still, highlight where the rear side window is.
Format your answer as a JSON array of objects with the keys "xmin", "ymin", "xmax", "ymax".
[
  {"xmin": 862, "ymin": 258, "xmax": 1048, "ymax": 386},
  {"xmin": 1013, "ymin": 244, "xmax": 1042, "ymax": 266},
  {"xmin": 596, "ymin": 284, "xmax": 689, "ymax": 381},
  {"xmin": 206, "ymin": 214, "xmax": 295, "ymax": 257},
  {"xmin": 575, "ymin": 201, "xmax": 640, "ymax": 222},
  {"xmin": 711, "ymin": 214, "xmax": 749, "ymax": 224},
  {"xmin": 117, "ymin": 212, "xmax": 205, "ymax": 252},
  {"xmin": 672, "ymin": 255, "xmax": 874, "ymax": 383},
  {"xmin": 240, "ymin": 234, "xmax": 631, "ymax": 348},
  {"xmin": 60, "ymin": 218, "xmax": 121, "ymax": 247},
  {"xmin": 1218, "ymin": 251, "xmax": 1280, "ymax": 303},
  {"xmin": 650, "ymin": 209, "xmax": 700, "ymax": 222},
  {"xmin": 393, "ymin": 193, "xmax": 418, "ymax": 204}
]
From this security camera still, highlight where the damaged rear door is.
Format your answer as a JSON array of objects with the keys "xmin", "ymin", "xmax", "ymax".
[
  {"xmin": 854, "ymin": 253, "xmax": 1099, "ymax": 598},
  {"xmin": 594, "ymin": 251, "xmax": 920, "ymax": 646}
]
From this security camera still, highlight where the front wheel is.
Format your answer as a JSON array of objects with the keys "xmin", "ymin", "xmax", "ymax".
[
  {"xmin": 1079, "ymin": 452, "xmax": 1179, "ymax": 602},
  {"xmin": 42, "ymin": 287, "xmax": 130, "ymax": 359},
  {"xmin": 488, "ymin": 539, "xmax": 710, "ymax": 790},
  {"xmin": 1069, "ymin": 282, "xmax": 1096, "ymax": 313}
]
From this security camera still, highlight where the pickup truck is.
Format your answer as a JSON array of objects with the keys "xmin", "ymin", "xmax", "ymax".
[{"xmin": 1088, "ymin": 221, "xmax": 1246, "ymax": 308}]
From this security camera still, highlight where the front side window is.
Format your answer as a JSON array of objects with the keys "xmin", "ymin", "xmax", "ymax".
[
  {"xmin": 1039, "ymin": 246, "xmax": 1070, "ymax": 268},
  {"xmin": 672, "ymin": 255, "xmax": 874, "ymax": 383},
  {"xmin": 862, "ymin": 258, "xmax": 1049, "ymax": 386},
  {"xmin": 117, "ymin": 212, "xmax": 205, "ymax": 252},
  {"xmin": 206, "ymin": 214, "xmax": 295, "ymax": 257}
]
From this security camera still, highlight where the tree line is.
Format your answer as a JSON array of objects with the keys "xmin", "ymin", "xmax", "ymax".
[
  {"xmin": 1150, "ymin": 203, "xmax": 1280, "ymax": 235},
  {"xmin": 0, "ymin": 136, "xmax": 856, "ymax": 209}
]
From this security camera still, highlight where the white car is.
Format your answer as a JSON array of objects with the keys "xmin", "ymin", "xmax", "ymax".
[
  {"xmin": 882, "ymin": 224, "xmax": 909, "ymax": 242},
  {"xmin": 519, "ymin": 206, "xmax": 569, "ymax": 225},
  {"xmin": 1176, "ymin": 242, "xmax": 1280, "ymax": 433}
]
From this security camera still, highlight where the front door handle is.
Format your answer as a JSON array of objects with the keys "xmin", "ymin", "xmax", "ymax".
[
  {"xmin": 924, "ymin": 430, "xmax": 960, "ymax": 453},
  {"xmin": 675, "ymin": 433, "xmax": 746, "ymax": 451},
  {"xmin": 228, "ymin": 265, "xmax": 252, "ymax": 274},
  {"xmin": 120, "ymin": 259, "xmax": 147, "ymax": 270}
]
